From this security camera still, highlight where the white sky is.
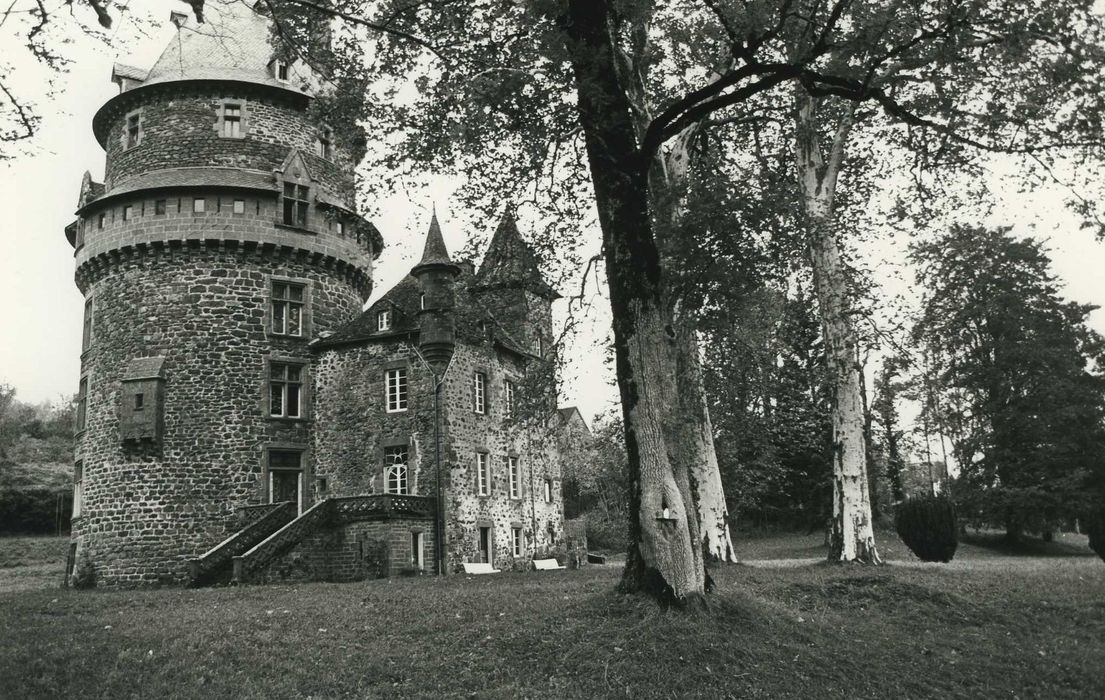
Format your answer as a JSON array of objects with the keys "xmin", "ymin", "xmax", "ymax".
[{"xmin": 2, "ymin": 0, "xmax": 1104, "ymax": 447}]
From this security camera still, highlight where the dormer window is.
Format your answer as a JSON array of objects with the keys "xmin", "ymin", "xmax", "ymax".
[
  {"xmin": 377, "ymin": 309, "xmax": 391, "ymax": 331},
  {"xmin": 282, "ymin": 182, "xmax": 309, "ymax": 227},
  {"xmin": 317, "ymin": 127, "xmax": 333, "ymax": 159},
  {"xmin": 275, "ymin": 60, "xmax": 289, "ymax": 82}
]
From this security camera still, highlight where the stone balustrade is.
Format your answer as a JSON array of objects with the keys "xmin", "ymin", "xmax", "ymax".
[{"xmin": 188, "ymin": 501, "xmax": 296, "ymax": 586}]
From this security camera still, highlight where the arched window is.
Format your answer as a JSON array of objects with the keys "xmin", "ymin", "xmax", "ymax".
[{"xmin": 384, "ymin": 445, "xmax": 409, "ymax": 494}]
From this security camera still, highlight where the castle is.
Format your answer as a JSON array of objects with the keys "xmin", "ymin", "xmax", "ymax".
[{"xmin": 64, "ymin": 3, "xmax": 579, "ymax": 587}]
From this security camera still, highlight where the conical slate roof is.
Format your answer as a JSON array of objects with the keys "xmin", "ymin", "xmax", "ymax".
[
  {"xmin": 142, "ymin": 2, "xmax": 312, "ymax": 94},
  {"xmin": 473, "ymin": 210, "xmax": 559, "ymax": 299},
  {"xmin": 411, "ymin": 212, "xmax": 457, "ymax": 272}
]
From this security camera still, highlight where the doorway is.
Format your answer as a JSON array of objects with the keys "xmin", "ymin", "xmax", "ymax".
[{"xmin": 478, "ymin": 526, "xmax": 492, "ymax": 565}]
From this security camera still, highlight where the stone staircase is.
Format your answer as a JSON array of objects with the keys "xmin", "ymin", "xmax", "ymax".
[
  {"xmin": 230, "ymin": 495, "xmax": 437, "ymax": 584},
  {"xmin": 187, "ymin": 502, "xmax": 297, "ymax": 586}
]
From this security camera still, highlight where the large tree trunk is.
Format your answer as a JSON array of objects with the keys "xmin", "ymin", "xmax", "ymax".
[
  {"xmin": 561, "ymin": 0, "xmax": 707, "ymax": 604},
  {"xmin": 794, "ymin": 90, "xmax": 881, "ymax": 564}
]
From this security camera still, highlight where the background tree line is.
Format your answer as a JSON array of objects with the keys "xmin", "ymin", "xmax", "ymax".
[{"xmin": 0, "ymin": 385, "xmax": 75, "ymax": 535}]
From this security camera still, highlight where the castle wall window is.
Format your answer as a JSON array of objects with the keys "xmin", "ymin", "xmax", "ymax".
[
  {"xmin": 318, "ymin": 127, "xmax": 333, "ymax": 159},
  {"xmin": 75, "ymin": 375, "xmax": 88, "ymax": 433},
  {"xmin": 335, "ymin": 221, "xmax": 345, "ymax": 236},
  {"xmin": 81, "ymin": 297, "xmax": 93, "ymax": 352},
  {"xmin": 233, "ymin": 199, "xmax": 245, "ymax": 215},
  {"xmin": 193, "ymin": 197, "xmax": 206, "ymax": 213},
  {"xmin": 508, "ymin": 456, "xmax": 520, "ymax": 499},
  {"xmin": 384, "ymin": 445, "xmax": 409, "ymax": 495},
  {"xmin": 511, "ymin": 527, "xmax": 523, "ymax": 557},
  {"xmin": 476, "ymin": 452, "xmax": 490, "ymax": 496},
  {"xmin": 122, "ymin": 205, "xmax": 132, "ymax": 221},
  {"xmin": 473, "ymin": 372, "xmax": 487, "ymax": 414},
  {"xmin": 377, "ymin": 309, "xmax": 391, "ymax": 331},
  {"xmin": 269, "ymin": 362, "xmax": 304, "ymax": 418},
  {"xmin": 267, "ymin": 449, "xmax": 303, "ymax": 513},
  {"xmin": 386, "ymin": 368, "xmax": 408, "ymax": 412},
  {"xmin": 270, "ymin": 280, "xmax": 305, "ymax": 336},
  {"xmin": 275, "ymin": 60, "xmax": 289, "ymax": 81},
  {"xmin": 124, "ymin": 111, "xmax": 142, "ymax": 149},
  {"xmin": 220, "ymin": 103, "xmax": 243, "ymax": 138},
  {"xmin": 543, "ymin": 478, "xmax": 553, "ymax": 503},
  {"xmin": 504, "ymin": 380, "xmax": 515, "ymax": 420},
  {"xmin": 282, "ymin": 182, "xmax": 309, "ymax": 227},
  {"xmin": 72, "ymin": 461, "xmax": 83, "ymax": 519},
  {"xmin": 97, "ymin": 213, "xmax": 105, "ymax": 229},
  {"xmin": 154, "ymin": 199, "xmax": 166, "ymax": 216}
]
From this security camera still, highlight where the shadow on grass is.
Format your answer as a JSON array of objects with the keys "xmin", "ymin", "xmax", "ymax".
[{"xmin": 960, "ymin": 531, "xmax": 1094, "ymax": 558}]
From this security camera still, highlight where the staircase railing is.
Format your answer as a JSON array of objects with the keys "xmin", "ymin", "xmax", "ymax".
[
  {"xmin": 188, "ymin": 501, "xmax": 296, "ymax": 586},
  {"xmin": 233, "ymin": 499, "xmax": 334, "ymax": 584}
]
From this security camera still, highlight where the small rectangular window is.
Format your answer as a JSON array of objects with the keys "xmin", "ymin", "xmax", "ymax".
[
  {"xmin": 282, "ymin": 182, "xmax": 309, "ymax": 227},
  {"xmin": 233, "ymin": 199, "xmax": 245, "ymax": 215},
  {"xmin": 81, "ymin": 297, "xmax": 93, "ymax": 352},
  {"xmin": 504, "ymin": 380, "xmax": 515, "ymax": 420},
  {"xmin": 126, "ymin": 113, "xmax": 141, "ymax": 149},
  {"xmin": 377, "ymin": 310, "xmax": 391, "ymax": 332},
  {"xmin": 477, "ymin": 452, "xmax": 490, "ymax": 496},
  {"xmin": 508, "ymin": 456, "xmax": 520, "ymax": 499},
  {"xmin": 154, "ymin": 199, "xmax": 166, "ymax": 215},
  {"xmin": 134, "ymin": 393, "xmax": 144, "ymax": 410},
  {"xmin": 512, "ymin": 527, "xmax": 523, "ymax": 558},
  {"xmin": 276, "ymin": 61, "xmax": 289, "ymax": 81},
  {"xmin": 222, "ymin": 104, "xmax": 242, "ymax": 137},
  {"xmin": 193, "ymin": 198, "xmax": 206, "ymax": 213},
  {"xmin": 97, "ymin": 213, "xmax": 105, "ymax": 229},
  {"xmin": 384, "ymin": 445, "xmax": 409, "ymax": 495},
  {"xmin": 411, "ymin": 531, "xmax": 425, "ymax": 570},
  {"xmin": 76, "ymin": 376, "xmax": 88, "ymax": 432},
  {"xmin": 122, "ymin": 205, "xmax": 132, "ymax": 221},
  {"xmin": 386, "ymin": 368, "xmax": 408, "ymax": 412},
  {"xmin": 269, "ymin": 362, "xmax": 303, "ymax": 418},
  {"xmin": 271, "ymin": 280, "xmax": 305, "ymax": 336},
  {"xmin": 73, "ymin": 461, "xmax": 83, "ymax": 518},
  {"xmin": 473, "ymin": 372, "xmax": 486, "ymax": 414},
  {"xmin": 335, "ymin": 221, "xmax": 345, "ymax": 236}
]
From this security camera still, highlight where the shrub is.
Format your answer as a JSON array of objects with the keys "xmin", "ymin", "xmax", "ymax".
[
  {"xmin": 1085, "ymin": 507, "xmax": 1105, "ymax": 562},
  {"xmin": 895, "ymin": 494, "xmax": 959, "ymax": 563}
]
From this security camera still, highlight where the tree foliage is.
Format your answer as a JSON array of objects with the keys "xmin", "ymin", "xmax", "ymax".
[{"xmin": 912, "ymin": 226, "xmax": 1105, "ymax": 540}]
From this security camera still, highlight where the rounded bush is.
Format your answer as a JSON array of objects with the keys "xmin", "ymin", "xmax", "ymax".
[
  {"xmin": 1085, "ymin": 507, "xmax": 1105, "ymax": 563},
  {"xmin": 895, "ymin": 494, "xmax": 959, "ymax": 563}
]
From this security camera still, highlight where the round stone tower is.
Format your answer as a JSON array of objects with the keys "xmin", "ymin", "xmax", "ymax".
[{"xmin": 66, "ymin": 3, "xmax": 379, "ymax": 587}]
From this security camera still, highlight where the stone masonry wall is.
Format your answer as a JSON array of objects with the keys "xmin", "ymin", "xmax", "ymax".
[
  {"xmin": 312, "ymin": 336, "xmax": 565, "ymax": 574},
  {"xmin": 72, "ymin": 247, "xmax": 364, "ymax": 587},
  {"xmin": 252, "ymin": 516, "xmax": 436, "ymax": 583},
  {"xmin": 102, "ymin": 87, "xmax": 354, "ymax": 202},
  {"xmin": 75, "ymin": 189, "xmax": 374, "ymax": 288}
]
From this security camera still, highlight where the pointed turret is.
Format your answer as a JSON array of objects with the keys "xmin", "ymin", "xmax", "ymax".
[
  {"xmin": 472, "ymin": 209, "xmax": 559, "ymax": 300},
  {"xmin": 412, "ymin": 212, "xmax": 461, "ymax": 369},
  {"xmin": 471, "ymin": 208, "xmax": 558, "ymax": 358}
]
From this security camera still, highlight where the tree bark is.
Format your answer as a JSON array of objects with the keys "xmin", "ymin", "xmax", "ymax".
[
  {"xmin": 561, "ymin": 0, "xmax": 707, "ymax": 604},
  {"xmin": 794, "ymin": 90, "xmax": 881, "ymax": 564}
]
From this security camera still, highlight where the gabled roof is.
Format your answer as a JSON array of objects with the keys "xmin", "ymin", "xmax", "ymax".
[
  {"xmin": 472, "ymin": 210, "xmax": 559, "ymax": 300},
  {"xmin": 557, "ymin": 406, "xmax": 591, "ymax": 434}
]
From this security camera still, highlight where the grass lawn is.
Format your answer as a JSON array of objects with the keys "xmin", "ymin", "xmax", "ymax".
[{"xmin": 1, "ymin": 532, "xmax": 1102, "ymax": 699}]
